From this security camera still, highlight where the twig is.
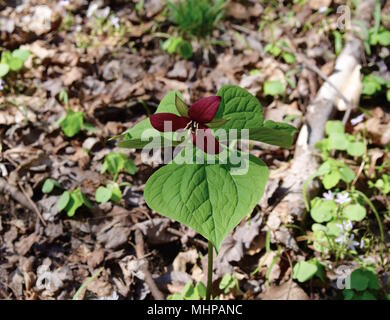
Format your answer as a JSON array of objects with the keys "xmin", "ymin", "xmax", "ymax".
[
  {"xmin": 18, "ymin": 182, "xmax": 47, "ymax": 227},
  {"xmin": 72, "ymin": 267, "xmax": 104, "ymax": 300},
  {"xmin": 296, "ymin": 53, "xmax": 355, "ymax": 113},
  {"xmin": 0, "ymin": 178, "xmax": 46, "ymax": 226},
  {"xmin": 134, "ymin": 229, "xmax": 164, "ymax": 300}
]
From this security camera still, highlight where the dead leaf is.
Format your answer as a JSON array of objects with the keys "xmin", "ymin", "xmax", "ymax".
[{"xmin": 259, "ymin": 281, "xmax": 310, "ymax": 300}]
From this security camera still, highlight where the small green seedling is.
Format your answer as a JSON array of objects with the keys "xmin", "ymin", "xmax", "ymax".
[
  {"xmin": 167, "ymin": 0, "xmax": 226, "ymax": 39},
  {"xmin": 58, "ymin": 109, "xmax": 95, "ymax": 138},
  {"xmin": 95, "ymin": 183, "xmax": 122, "ymax": 204},
  {"xmin": 369, "ymin": 174, "xmax": 390, "ymax": 195},
  {"xmin": 315, "ymin": 120, "xmax": 366, "ymax": 159},
  {"xmin": 101, "ymin": 152, "xmax": 138, "ymax": 181},
  {"xmin": 362, "ymin": 74, "xmax": 390, "ymax": 102},
  {"xmin": 264, "ymin": 39, "xmax": 296, "ymax": 64},
  {"xmin": 219, "ymin": 274, "xmax": 241, "ymax": 295},
  {"xmin": 168, "ymin": 281, "xmax": 207, "ymax": 300},
  {"xmin": 343, "ymin": 268, "xmax": 381, "ymax": 300},
  {"xmin": 0, "ymin": 48, "xmax": 30, "ymax": 78},
  {"xmin": 263, "ymin": 80, "xmax": 286, "ymax": 97},
  {"xmin": 292, "ymin": 259, "xmax": 324, "ymax": 283},
  {"xmin": 162, "ymin": 36, "xmax": 193, "ymax": 59},
  {"xmin": 57, "ymin": 188, "xmax": 92, "ymax": 217},
  {"xmin": 42, "ymin": 178, "xmax": 62, "ymax": 194}
]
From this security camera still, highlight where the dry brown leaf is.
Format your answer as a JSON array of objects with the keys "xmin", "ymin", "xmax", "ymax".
[{"xmin": 258, "ymin": 281, "xmax": 309, "ymax": 300}]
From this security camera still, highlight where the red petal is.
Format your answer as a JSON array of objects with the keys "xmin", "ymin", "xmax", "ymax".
[
  {"xmin": 191, "ymin": 126, "xmax": 221, "ymax": 154},
  {"xmin": 188, "ymin": 96, "xmax": 221, "ymax": 124},
  {"xmin": 150, "ymin": 113, "xmax": 190, "ymax": 132}
]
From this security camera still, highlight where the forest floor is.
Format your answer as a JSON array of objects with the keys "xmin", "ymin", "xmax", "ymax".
[{"xmin": 0, "ymin": 0, "xmax": 389, "ymax": 300}]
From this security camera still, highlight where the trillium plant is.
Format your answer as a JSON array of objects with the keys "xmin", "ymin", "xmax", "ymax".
[{"xmin": 118, "ymin": 85, "xmax": 296, "ymax": 299}]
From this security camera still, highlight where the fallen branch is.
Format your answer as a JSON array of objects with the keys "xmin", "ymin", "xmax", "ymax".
[
  {"xmin": 134, "ymin": 229, "xmax": 164, "ymax": 300},
  {"xmin": 0, "ymin": 178, "xmax": 46, "ymax": 226}
]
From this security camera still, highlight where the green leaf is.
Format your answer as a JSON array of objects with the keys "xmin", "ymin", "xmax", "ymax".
[
  {"xmin": 328, "ymin": 132, "xmax": 348, "ymax": 150},
  {"xmin": 162, "ymin": 36, "xmax": 193, "ymax": 59},
  {"xmin": 195, "ymin": 282, "xmax": 207, "ymax": 299},
  {"xmin": 263, "ymin": 80, "xmax": 285, "ymax": 96},
  {"xmin": 0, "ymin": 63, "xmax": 9, "ymax": 78},
  {"xmin": 339, "ymin": 166, "xmax": 355, "ymax": 183},
  {"xmin": 175, "ymin": 95, "xmax": 189, "ymax": 117},
  {"xmin": 118, "ymin": 91, "xmax": 181, "ymax": 148},
  {"xmin": 109, "ymin": 183, "xmax": 122, "ymax": 203},
  {"xmin": 347, "ymin": 141, "xmax": 365, "ymax": 157},
  {"xmin": 282, "ymin": 52, "xmax": 296, "ymax": 64},
  {"xmin": 350, "ymin": 269, "xmax": 370, "ymax": 291},
  {"xmin": 333, "ymin": 30, "xmax": 342, "ymax": 55},
  {"xmin": 144, "ymin": 156, "xmax": 269, "ymax": 251},
  {"xmin": 66, "ymin": 188, "xmax": 89, "ymax": 217},
  {"xmin": 101, "ymin": 152, "xmax": 137, "ymax": 180},
  {"xmin": 310, "ymin": 198, "xmax": 336, "ymax": 223},
  {"xmin": 322, "ymin": 170, "xmax": 341, "ymax": 189},
  {"xmin": 343, "ymin": 289, "xmax": 355, "ymax": 300},
  {"xmin": 95, "ymin": 186, "xmax": 112, "ymax": 203},
  {"xmin": 248, "ymin": 120, "xmax": 297, "ymax": 148},
  {"xmin": 207, "ymin": 117, "xmax": 230, "ymax": 128},
  {"xmin": 316, "ymin": 161, "xmax": 331, "ymax": 176},
  {"xmin": 12, "ymin": 49, "xmax": 30, "ymax": 62},
  {"xmin": 343, "ymin": 204, "xmax": 366, "ymax": 221},
  {"xmin": 7, "ymin": 57, "xmax": 23, "ymax": 71},
  {"xmin": 293, "ymin": 261, "xmax": 318, "ymax": 282},
  {"xmin": 57, "ymin": 191, "xmax": 70, "ymax": 212},
  {"xmin": 362, "ymin": 75, "xmax": 383, "ymax": 95},
  {"xmin": 376, "ymin": 29, "xmax": 390, "ymax": 46},
  {"xmin": 326, "ymin": 120, "xmax": 345, "ymax": 135},
  {"xmin": 42, "ymin": 178, "xmax": 61, "ymax": 194},
  {"xmin": 216, "ymin": 85, "xmax": 264, "ymax": 130},
  {"xmin": 60, "ymin": 110, "xmax": 84, "ymax": 138}
]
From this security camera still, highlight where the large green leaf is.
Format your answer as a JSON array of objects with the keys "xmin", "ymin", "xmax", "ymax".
[
  {"xmin": 144, "ymin": 155, "xmax": 269, "ymax": 251},
  {"xmin": 248, "ymin": 120, "xmax": 296, "ymax": 148},
  {"xmin": 216, "ymin": 85, "xmax": 264, "ymax": 130}
]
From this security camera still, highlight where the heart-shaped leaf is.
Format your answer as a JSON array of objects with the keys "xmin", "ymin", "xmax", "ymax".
[
  {"xmin": 216, "ymin": 85, "xmax": 264, "ymax": 130},
  {"xmin": 144, "ymin": 155, "xmax": 268, "ymax": 251},
  {"xmin": 293, "ymin": 261, "xmax": 318, "ymax": 282},
  {"xmin": 343, "ymin": 203, "xmax": 366, "ymax": 221}
]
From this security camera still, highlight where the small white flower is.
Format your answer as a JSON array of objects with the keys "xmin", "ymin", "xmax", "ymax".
[
  {"xmin": 360, "ymin": 239, "xmax": 364, "ymax": 249},
  {"xmin": 97, "ymin": 7, "xmax": 110, "ymax": 19},
  {"xmin": 323, "ymin": 190, "xmax": 334, "ymax": 200},
  {"xmin": 343, "ymin": 220, "xmax": 353, "ymax": 231},
  {"xmin": 351, "ymin": 114, "xmax": 365, "ymax": 126},
  {"xmin": 87, "ymin": 2, "xmax": 100, "ymax": 18},
  {"xmin": 318, "ymin": 6, "xmax": 328, "ymax": 14},
  {"xmin": 110, "ymin": 15, "xmax": 120, "ymax": 29},
  {"xmin": 59, "ymin": 0, "xmax": 70, "ymax": 7},
  {"xmin": 335, "ymin": 234, "xmax": 347, "ymax": 245},
  {"xmin": 0, "ymin": 79, "xmax": 4, "ymax": 91},
  {"xmin": 346, "ymin": 234, "xmax": 360, "ymax": 251},
  {"xmin": 335, "ymin": 192, "xmax": 351, "ymax": 205}
]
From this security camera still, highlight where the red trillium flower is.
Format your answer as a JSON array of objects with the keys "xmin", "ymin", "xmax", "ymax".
[{"xmin": 150, "ymin": 96, "xmax": 222, "ymax": 154}]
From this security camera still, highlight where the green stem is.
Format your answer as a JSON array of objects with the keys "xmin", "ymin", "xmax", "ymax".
[{"xmin": 206, "ymin": 241, "xmax": 213, "ymax": 300}]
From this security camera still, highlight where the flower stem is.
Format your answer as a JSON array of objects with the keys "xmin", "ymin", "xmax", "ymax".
[{"xmin": 206, "ymin": 241, "xmax": 213, "ymax": 300}]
